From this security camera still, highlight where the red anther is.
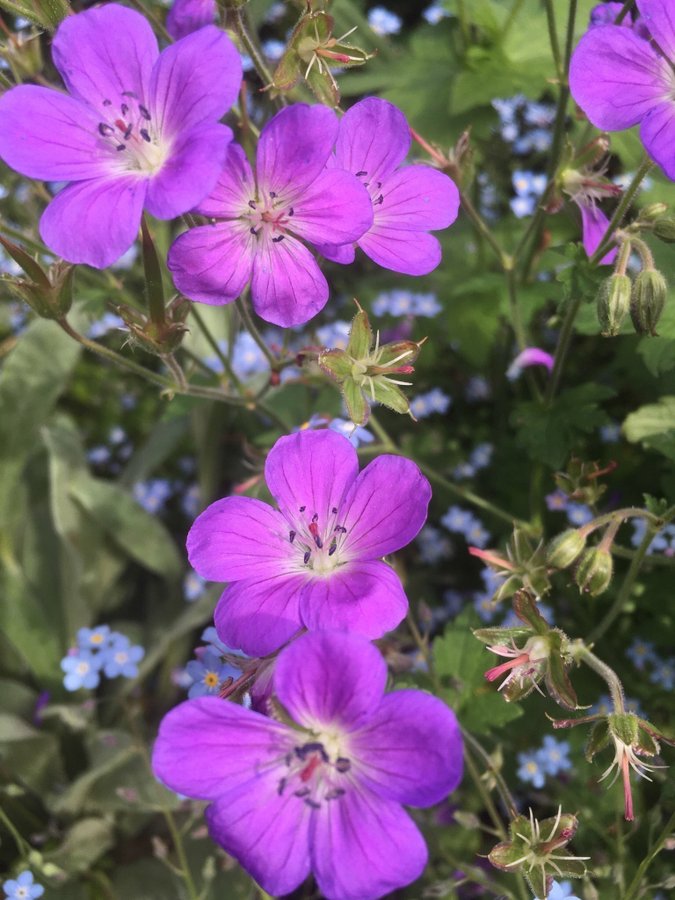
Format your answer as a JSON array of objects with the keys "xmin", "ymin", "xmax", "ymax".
[{"xmin": 300, "ymin": 754, "xmax": 322, "ymax": 782}]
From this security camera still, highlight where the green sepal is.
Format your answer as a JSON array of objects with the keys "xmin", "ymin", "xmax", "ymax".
[
  {"xmin": 585, "ymin": 720, "xmax": 610, "ymax": 762},
  {"xmin": 555, "ymin": 858, "xmax": 587, "ymax": 879},
  {"xmin": 342, "ymin": 377, "xmax": 369, "ymax": 426},
  {"xmin": 493, "ymin": 573, "xmax": 520, "ymax": 603},
  {"xmin": 513, "ymin": 590, "xmax": 550, "ymax": 635},
  {"xmin": 318, "ymin": 349, "xmax": 352, "ymax": 382},
  {"xmin": 508, "ymin": 814, "xmax": 531, "ymax": 841},
  {"xmin": 140, "ymin": 217, "xmax": 166, "ymax": 329},
  {"xmin": 374, "ymin": 339, "xmax": 423, "ymax": 368},
  {"xmin": 347, "ymin": 307, "xmax": 373, "ymax": 359},
  {"xmin": 545, "ymin": 630, "xmax": 578, "ymax": 710},
  {"xmin": 370, "ymin": 378, "xmax": 411, "ymax": 416},
  {"xmin": 608, "ymin": 712, "xmax": 639, "ymax": 746},
  {"xmin": 473, "ymin": 626, "xmax": 532, "ymax": 645},
  {"xmin": 502, "ymin": 675, "xmax": 542, "ymax": 704},
  {"xmin": 0, "ymin": 234, "xmax": 51, "ymax": 289},
  {"xmin": 487, "ymin": 839, "xmax": 526, "ymax": 871},
  {"xmin": 523, "ymin": 868, "xmax": 550, "ymax": 900}
]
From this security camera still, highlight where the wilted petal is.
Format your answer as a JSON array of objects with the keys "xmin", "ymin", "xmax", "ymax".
[
  {"xmin": 52, "ymin": 4, "xmax": 158, "ymax": 107},
  {"xmin": 250, "ymin": 232, "xmax": 329, "ymax": 326},
  {"xmin": 639, "ymin": 99, "xmax": 675, "ymax": 181},
  {"xmin": 312, "ymin": 787, "xmax": 428, "ymax": 900},
  {"xmin": 335, "ymin": 97, "xmax": 411, "ymax": 183},
  {"xmin": 193, "ymin": 143, "xmax": 254, "ymax": 218},
  {"xmin": 256, "ymin": 104, "xmax": 338, "ymax": 199},
  {"xmin": 299, "ymin": 559, "xmax": 408, "ymax": 639},
  {"xmin": 638, "ymin": 0, "xmax": 675, "ymax": 59},
  {"xmin": 341, "ymin": 454, "xmax": 431, "ymax": 558},
  {"xmin": 145, "ymin": 122, "xmax": 232, "ymax": 219},
  {"xmin": 214, "ymin": 574, "xmax": 306, "ymax": 656},
  {"xmin": 187, "ymin": 496, "xmax": 295, "ymax": 582},
  {"xmin": 569, "ymin": 26, "xmax": 670, "ymax": 130},
  {"xmin": 376, "ymin": 165, "xmax": 460, "ymax": 231},
  {"xmin": 40, "ymin": 175, "xmax": 147, "ymax": 268},
  {"xmin": 578, "ymin": 201, "xmax": 618, "ymax": 264},
  {"xmin": 207, "ymin": 777, "xmax": 311, "ymax": 897},
  {"xmin": 152, "ymin": 696, "xmax": 291, "ymax": 799},
  {"xmin": 359, "ymin": 225, "xmax": 442, "ymax": 275},
  {"xmin": 149, "ymin": 26, "xmax": 242, "ymax": 137},
  {"xmin": 264, "ymin": 430, "xmax": 359, "ymax": 528},
  {"xmin": 0, "ymin": 86, "xmax": 118, "ymax": 181},
  {"xmin": 289, "ymin": 169, "xmax": 373, "ymax": 246},
  {"xmin": 274, "ymin": 631, "xmax": 387, "ymax": 730},
  {"xmin": 350, "ymin": 690, "xmax": 463, "ymax": 806},
  {"xmin": 168, "ymin": 220, "xmax": 254, "ymax": 304}
]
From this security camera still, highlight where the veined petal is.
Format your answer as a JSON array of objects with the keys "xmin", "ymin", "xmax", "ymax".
[
  {"xmin": 0, "ymin": 86, "xmax": 118, "ymax": 181},
  {"xmin": 274, "ymin": 631, "xmax": 387, "ymax": 731},
  {"xmin": 289, "ymin": 169, "xmax": 374, "ymax": 246},
  {"xmin": 350, "ymin": 690, "xmax": 463, "ymax": 806},
  {"xmin": 578, "ymin": 201, "xmax": 618, "ymax": 264},
  {"xmin": 193, "ymin": 143, "xmax": 254, "ymax": 218},
  {"xmin": 341, "ymin": 454, "xmax": 431, "ymax": 558},
  {"xmin": 335, "ymin": 97, "xmax": 411, "ymax": 183},
  {"xmin": 214, "ymin": 575, "xmax": 306, "ymax": 656},
  {"xmin": 187, "ymin": 496, "xmax": 294, "ymax": 582},
  {"xmin": 639, "ymin": 99, "xmax": 675, "ymax": 180},
  {"xmin": 638, "ymin": 0, "xmax": 675, "ymax": 59},
  {"xmin": 264, "ymin": 430, "xmax": 359, "ymax": 530},
  {"xmin": 569, "ymin": 25, "xmax": 671, "ymax": 130},
  {"xmin": 299, "ymin": 560, "xmax": 409, "ymax": 639},
  {"xmin": 166, "ymin": 0, "xmax": 218, "ymax": 40},
  {"xmin": 40, "ymin": 176, "xmax": 147, "ymax": 268},
  {"xmin": 168, "ymin": 220, "xmax": 254, "ymax": 305},
  {"xmin": 316, "ymin": 241, "xmax": 356, "ymax": 265},
  {"xmin": 359, "ymin": 225, "xmax": 442, "ymax": 275},
  {"xmin": 376, "ymin": 164, "xmax": 460, "ymax": 231},
  {"xmin": 152, "ymin": 696, "xmax": 292, "ymax": 800},
  {"xmin": 52, "ymin": 4, "xmax": 158, "ymax": 107},
  {"xmin": 149, "ymin": 25, "xmax": 242, "ymax": 137},
  {"xmin": 206, "ymin": 777, "xmax": 312, "ymax": 897},
  {"xmin": 256, "ymin": 104, "xmax": 338, "ymax": 200},
  {"xmin": 311, "ymin": 787, "xmax": 428, "ymax": 900},
  {"xmin": 250, "ymin": 232, "xmax": 328, "ymax": 326},
  {"xmin": 145, "ymin": 122, "xmax": 231, "ymax": 219}
]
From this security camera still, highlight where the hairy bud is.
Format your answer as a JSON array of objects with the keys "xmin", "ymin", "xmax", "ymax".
[
  {"xmin": 596, "ymin": 273, "xmax": 631, "ymax": 337},
  {"xmin": 630, "ymin": 269, "xmax": 667, "ymax": 336},
  {"xmin": 546, "ymin": 529, "xmax": 587, "ymax": 569},
  {"xmin": 575, "ymin": 547, "xmax": 613, "ymax": 596}
]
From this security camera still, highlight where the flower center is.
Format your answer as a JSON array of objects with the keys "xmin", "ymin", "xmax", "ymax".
[
  {"xmin": 96, "ymin": 91, "xmax": 169, "ymax": 175},
  {"xmin": 286, "ymin": 504, "xmax": 350, "ymax": 576},
  {"xmin": 355, "ymin": 169, "xmax": 385, "ymax": 208},
  {"xmin": 277, "ymin": 737, "xmax": 352, "ymax": 809},
  {"xmin": 246, "ymin": 191, "xmax": 295, "ymax": 242}
]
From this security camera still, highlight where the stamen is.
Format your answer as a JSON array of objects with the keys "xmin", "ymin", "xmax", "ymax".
[
  {"xmin": 248, "ymin": 200, "xmax": 257, "ymax": 209},
  {"xmin": 299, "ymin": 506, "xmax": 306, "ymax": 512},
  {"xmin": 289, "ymin": 530, "xmax": 296, "ymax": 543},
  {"xmin": 356, "ymin": 170, "xmax": 367, "ymax": 177},
  {"xmin": 328, "ymin": 542, "xmax": 338, "ymax": 556},
  {"xmin": 140, "ymin": 128, "xmax": 151, "ymax": 142},
  {"xmin": 331, "ymin": 507, "xmax": 338, "ymax": 514},
  {"xmin": 269, "ymin": 191, "xmax": 277, "ymax": 199},
  {"xmin": 98, "ymin": 123, "xmax": 114, "ymax": 136},
  {"xmin": 250, "ymin": 227, "xmax": 258, "ymax": 235},
  {"xmin": 102, "ymin": 99, "xmax": 112, "ymax": 106},
  {"xmin": 116, "ymin": 144, "xmax": 126, "ymax": 152},
  {"xmin": 138, "ymin": 104, "xmax": 151, "ymax": 120},
  {"xmin": 335, "ymin": 757, "xmax": 351, "ymax": 772},
  {"xmin": 277, "ymin": 776, "xmax": 287, "ymax": 795},
  {"xmin": 373, "ymin": 194, "xmax": 384, "ymax": 205},
  {"xmin": 287, "ymin": 207, "xmax": 294, "ymax": 216},
  {"xmin": 294, "ymin": 786, "xmax": 311, "ymax": 797},
  {"xmin": 122, "ymin": 90, "xmax": 138, "ymax": 99},
  {"xmin": 304, "ymin": 798, "xmax": 321, "ymax": 809},
  {"xmin": 326, "ymin": 788, "xmax": 346, "ymax": 800},
  {"xmin": 303, "ymin": 550, "xmax": 311, "ymax": 565},
  {"xmin": 272, "ymin": 235, "xmax": 285, "ymax": 243},
  {"xmin": 121, "ymin": 103, "xmax": 129, "ymax": 116}
]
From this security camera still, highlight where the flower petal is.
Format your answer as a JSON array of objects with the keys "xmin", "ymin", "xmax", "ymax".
[
  {"xmin": 341, "ymin": 454, "xmax": 431, "ymax": 559},
  {"xmin": 335, "ymin": 97, "xmax": 410, "ymax": 183},
  {"xmin": 299, "ymin": 559, "xmax": 408, "ymax": 639},
  {"xmin": 569, "ymin": 25, "xmax": 670, "ymax": 130},
  {"xmin": 152, "ymin": 696, "xmax": 292, "ymax": 800},
  {"xmin": 350, "ymin": 690, "xmax": 463, "ymax": 806},
  {"xmin": 193, "ymin": 143, "xmax": 254, "ymax": 217},
  {"xmin": 149, "ymin": 26, "xmax": 242, "ymax": 137},
  {"xmin": 0, "ymin": 86, "xmax": 118, "ymax": 181},
  {"xmin": 638, "ymin": 0, "xmax": 675, "ymax": 59},
  {"xmin": 264, "ymin": 430, "xmax": 359, "ymax": 529},
  {"xmin": 639, "ymin": 99, "xmax": 675, "ymax": 180},
  {"xmin": 214, "ymin": 574, "xmax": 306, "ymax": 656},
  {"xmin": 52, "ymin": 4, "xmax": 158, "ymax": 107},
  {"xmin": 206, "ymin": 776, "xmax": 312, "ymax": 897},
  {"xmin": 311, "ymin": 787, "xmax": 428, "ymax": 900},
  {"xmin": 145, "ymin": 122, "xmax": 232, "ymax": 219},
  {"xmin": 187, "ymin": 496, "xmax": 294, "ymax": 582},
  {"xmin": 579, "ymin": 201, "xmax": 618, "ymax": 264},
  {"xmin": 376, "ymin": 164, "xmax": 460, "ymax": 231},
  {"xmin": 274, "ymin": 631, "xmax": 387, "ymax": 730},
  {"xmin": 40, "ymin": 175, "xmax": 146, "ymax": 268},
  {"xmin": 315, "ymin": 241, "xmax": 356, "ymax": 265},
  {"xmin": 289, "ymin": 169, "xmax": 373, "ymax": 246},
  {"xmin": 256, "ymin": 104, "xmax": 338, "ymax": 199},
  {"xmin": 250, "ymin": 232, "xmax": 329, "ymax": 326},
  {"xmin": 166, "ymin": 0, "xmax": 218, "ymax": 40},
  {"xmin": 358, "ymin": 225, "xmax": 442, "ymax": 275},
  {"xmin": 168, "ymin": 220, "xmax": 254, "ymax": 304}
]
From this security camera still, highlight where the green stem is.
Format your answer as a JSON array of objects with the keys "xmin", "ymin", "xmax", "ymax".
[
  {"xmin": 573, "ymin": 643, "xmax": 625, "ymax": 712},
  {"xmin": 162, "ymin": 807, "xmax": 200, "ymax": 900},
  {"xmin": 456, "ymin": 0, "xmax": 470, "ymax": 47},
  {"xmin": 589, "ymin": 158, "xmax": 654, "ymax": 265},
  {"xmin": 231, "ymin": 6, "xmax": 279, "ymax": 98},
  {"xmin": 189, "ymin": 305, "xmax": 244, "ymax": 392},
  {"xmin": 236, "ymin": 295, "xmax": 279, "ymax": 370},
  {"xmin": 615, "ymin": 0, "xmax": 636, "ymax": 25},
  {"xmin": 563, "ymin": 0, "xmax": 578, "ymax": 71},
  {"xmin": 501, "ymin": 0, "xmax": 526, "ymax": 38},
  {"xmin": 544, "ymin": 289, "xmax": 582, "ymax": 403},
  {"xmin": 460, "ymin": 190, "xmax": 510, "ymax": 268},
  {"xmin": 0, "ymin": 806, "xmax": 31, "ymax": 856},
  {"xmin": 543, "ymin": 0, "xmax": 562, "ymax": 78},
  {"xmin": 463, "ymin": 745, "xmax": 508, "ymax": 840},
  {"xmin": 623, "ymin": 811, "xmax": 675, "ymax": 900},
  {"xmin": 163, "ymin": 353, "xmax": 188, "ymax": 392}
]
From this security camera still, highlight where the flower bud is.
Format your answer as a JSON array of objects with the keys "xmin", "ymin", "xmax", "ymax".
[
  {"xmin": 651, "ymin": 217, "xmax": 675, "ymax": 243},
  {"xmin": 575, "ymin": 547, "xmax": 613, "ymax": 596},
  {"xmin": 630, "ymin": 269, "xmax": 668, "ymax": 336},
  {"xmin": 596, "ymin": 273, "xmax": 631, "ymax": 337},
  {"xmin": 639, "ymin": 202, "xmax": 668, "ymax": 222},
  {"xmin": 546, "ymin": 529, "xmax": 587, "ymax": 569}
]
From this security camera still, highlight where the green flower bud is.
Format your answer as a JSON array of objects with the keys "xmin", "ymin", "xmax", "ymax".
[
  {"xmin": 639, "ymin": 202, "xmax": 668, "ymax": 222},
  {"xmin": 546, "ymin": 529, "xmax": 587, "ymax": 569},
  {"xmin": 651, "ymin": 217, "xmax": 675, "ymax": 243},
  {"xmin": 630, "ymin": 269, "xmax": 668, "ymax": 336},
  {"xmin": 596, "ymin": 273, "xmax": 631, "ymax": 337},
  {"xmin": 575, "ymin": 546, "xmax": 613, "ymax": 596}
]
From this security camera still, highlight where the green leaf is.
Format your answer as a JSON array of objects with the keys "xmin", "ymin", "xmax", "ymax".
[
  {"xmin": 0, "ymin": 712, "xmax": 63, "ymax": 795},
  {"xmin": 44, "ymin": 818, "xmax": 115, "ymax": 874},
  {"xmin": 637, "ymin": 337, "xmax": 675, "ymax": 376},
  {"xmin": 623, "ymin": 396, "xmax": 675, "ymax": 460}
]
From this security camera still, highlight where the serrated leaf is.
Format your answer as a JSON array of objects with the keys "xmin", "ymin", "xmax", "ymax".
[{"xmin": 624, "ymin": 396, "xmax": 675, "ymax": 461}]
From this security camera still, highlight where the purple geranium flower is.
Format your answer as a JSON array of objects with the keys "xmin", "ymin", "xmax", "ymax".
[
  {"xmin": 168, "ymin": 104, "xmax": 373, "ymax": 326},
  {"xmin": 153, "ymin": 630, "xmax": 463, "ymax": 900},
  {"xmin": 166, "ymin": 0, "xmax": 217, "ymax": 40},
  {"xmin": 570, "ymin": 1, "xmax": 675, "ymax": 181},
  {"xmin": 187, "ymin": 429, "xmax": 431, "ymax": 656},
  {"xmin": 0, "ymin": 4, "xmax": 241, "ymax": 268},
  {"xmin": 317, "ymin": 97, "xmax": 460, "ymax": 275}
]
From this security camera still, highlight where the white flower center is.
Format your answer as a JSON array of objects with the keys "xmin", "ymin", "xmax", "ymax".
[
  {"xmin": 284, "ymin": 503, "xmax": 351, "ymax": 577},
  {"xmin": 95, "ymin": 91, "xmax": 170, "ymax": 176}
]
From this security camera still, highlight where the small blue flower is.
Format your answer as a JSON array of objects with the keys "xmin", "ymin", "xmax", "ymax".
[
  {"xmin": 316, "ymin": 319, "xmax": 351, "ymax": 350},
  {"xmin": 87, "ymin": 445, "xmax": 111, "ymax": 465},
  {"xmin": 517, "ymin": 750, "xmax": 547, "ymax": 788},
  {"xmin": 599, "ymin": 422, "xmax": 621, "ymax": 443},
  {"xmin": 650, "ymin": 657, "xmax": 675, "ymax": 690},
  {"xmin": 510, "ymin": 195, "xmax": 536, "ymax": 218},
  {"xmin": 368, "ymin": 6, "xmax": 402, "ymax": 35},
  {"xmin": 87, "ymin": 312, "xmax": 125, "ymax": 339},
  {"xmin": 60, "ymin": 650, "xmax": 102, "ymax": 691},
  {"xmin": 469, "ymin": 442, "xmax": 494, "ymax": 470},
  {"xmin": 184, "ymin": 569, "xmax": 207, "ymax": 603},
  {"xmin": 3, "ymin": 870, "xmax": 45, "ymax": 899},
  {"xmin": 441, "ymin": 505, "xmax": 473, "ymax": 534},
  {"xmin": 416, "ymin": 525, "xmax": 452, "ymax": 564},
  {"xmin": 545, "ymin": 488, "xmax": 569, "ymax": 511},
  {"xmin": 524, "ymin": 102, "xmax": 555, "ymax": 128},
  {"xmin": 423, "ymin": 3, "xmax": 449, "ymax": 25},
  {"xmin": 465, "ymin": 375, "xmax": 491, "ymax": 402},
  {"xmin": 480, "ymin": 566, "xmax": 506, "ymax": 595},
  {"xmin": 201, "ymin": 626, "xmax": 248, "ymax": 659},
  {"xmin": 181, "ymin": 483, "xmax": 201, "ymax": 518},
  {"xmin": 589, "ymin": 693, "xmax": 613, "ymax": 717},
  {"xmin": 411, "ymin": 293, "xmax": 442, "ymax": 317},
  {"xmin": 102, "ymin": 636, "xmax": 145, "ymax": 679},
  {"xmin": 186, "ymin": 649, "xmax": 239, "ymax": 699},
  {"xmin": 566, "ymin": 503, "xmax": 593, "ymax": 526},
  {"xmin": 537, "ymin": 736, "xmax": 572, "ymax": 776},
  {"xmin": 547, "ymin": 881, "xmax": 580, "ymax": 900},
  {"xmin": 328, "ymin": 418, "xmax": 374, "ymax": 448},
  {"xmin": 464, "ymin": 518, "xmax": 491, "ymax": 548},
  {"xmin": 231, "ymin": 331, "xmax": 270, "ymax": 378},
  {"xmin": 133, "ymin": 478, "xmax": 172, "ymax": 515},
  {"xmin": 473, "ymin": 592, "xmax": 498, "ymax": 623},
  {"xmin": 261, "ymin": 38, "xmax": 285, "ymax": 61},
  {"xmin": 452, "ymin": 461, "xmax": 477, "ymax": 480},
  {"xmin": 626, "ymin": 637, "xmax": 657, "ymax": 671},
  {"xmin": 76, "ymin": 625, "xmax": 112, "ymax": 651},
  {"xmin": 410, "ymin": 388, "xmax": 451, "ymax": 418}
]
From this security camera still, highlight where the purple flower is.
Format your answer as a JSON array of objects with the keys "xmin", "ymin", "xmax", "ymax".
[
  {"xmin": 569, "ymin": 1, "xmax": 675, "ymax": 180},
  {"xmin": 576, "ymin": 199, "xmax": 618, "ymax": 264},
  {"xmin": 0, "ymin": 4, "xmax": 241, "ymax": 268},
  {"xmin": 317, "ymin": 97, "xmax": 460, "ymax": 275},
  {"xmin": 506, "ymin": 347, "xmax": 554, "ymax": 380},
  {"xmin": 166, "ymin": 0, "xmax": 217, "ymax": 40},
  {"xmin": 168, "ymin": 104, "xmax": 373, "ymax": 327},
  {"xmin": 153, "ymin": 630, "xmax": 463, "ymax": 899},
  {"xmin": 187, "ymin": 430, "xmax": 431, "ymax": 656},
  {"xmin": 545, "ymin": 488, "xmax": 569, "ymax": 511}
]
